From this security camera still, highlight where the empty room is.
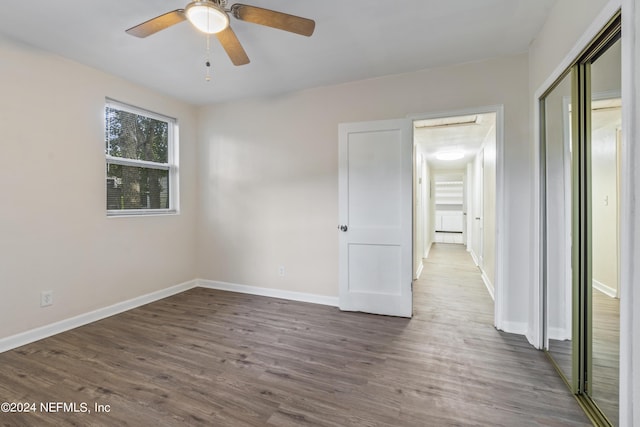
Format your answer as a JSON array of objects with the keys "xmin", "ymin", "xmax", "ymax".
[{"xmin": 1, "ymin": 1, "xmax": 639, "ymax": 426}]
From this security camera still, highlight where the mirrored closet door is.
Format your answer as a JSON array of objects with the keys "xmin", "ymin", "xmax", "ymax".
[{"xmin": 541, "ymin": 11, "xmax": 621, "ymax": 427}]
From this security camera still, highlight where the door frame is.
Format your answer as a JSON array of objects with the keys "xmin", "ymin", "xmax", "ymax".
[{"xmin": 408, "ymin": 104, "xmax": 505, "ymax": 330}]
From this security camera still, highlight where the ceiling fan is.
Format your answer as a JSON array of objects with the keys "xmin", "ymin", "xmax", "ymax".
[{"xmin": 126, "ymin": 0, "xmax": 315, "ymax": 66}]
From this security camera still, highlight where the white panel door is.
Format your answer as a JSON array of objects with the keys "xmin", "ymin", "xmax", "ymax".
[{"xmin": 338, "ymin": 119, "xmax": 412, "ymax": 317}]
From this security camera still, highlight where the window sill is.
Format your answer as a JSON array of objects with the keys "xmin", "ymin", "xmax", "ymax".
[{"xmin": 107, "ymin": 209, "xmax": 178, "ymax": 218}]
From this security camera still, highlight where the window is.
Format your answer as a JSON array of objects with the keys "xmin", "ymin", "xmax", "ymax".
[{"xmin": 105, "ymin": 99, "xmax": 178, "ymax": 215}]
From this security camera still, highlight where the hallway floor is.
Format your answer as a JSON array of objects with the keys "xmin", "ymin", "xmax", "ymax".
[{"xmin": 414, "ymin": 243, "xmax": 591, "ymax": 425}]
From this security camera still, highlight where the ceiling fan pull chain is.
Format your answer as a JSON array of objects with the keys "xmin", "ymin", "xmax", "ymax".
[{"xmin": 205, "ymin": 34, "xmax": 212, "ymax": 82}]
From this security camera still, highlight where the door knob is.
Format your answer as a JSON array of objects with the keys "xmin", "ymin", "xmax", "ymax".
[{"xmin": 337, "ymin": 225, "xmax": 348, "ymax": 232}]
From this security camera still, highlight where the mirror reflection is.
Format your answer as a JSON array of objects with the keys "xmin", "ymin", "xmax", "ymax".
[
  {"xmin": 589, "ymin": 37, "xmax": 621, "ymax": 426},
  {"xmin": 543, "ymin": 71, "xmax": 573, "ymax": 385}
]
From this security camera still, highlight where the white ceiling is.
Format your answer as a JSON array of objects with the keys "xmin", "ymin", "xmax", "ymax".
[
  {"xmin": 415, "ymin": 113, "xmax": 496, "ymax": 170},
  {"xmin": 0, "ymin": 0, "xmax": 556, "ymax": 105}
]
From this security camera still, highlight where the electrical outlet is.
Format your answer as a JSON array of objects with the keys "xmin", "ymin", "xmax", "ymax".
[
  {"xmin": 278, "ymin": 266, "xmax": 285, "ymax": 277},
  {"xmin": 41, "ymin": 290, "xmax": 53, "ymax": 307}
]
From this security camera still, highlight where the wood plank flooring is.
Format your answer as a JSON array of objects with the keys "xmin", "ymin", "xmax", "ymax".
[
  {"xmin": 591, "ymin": 289, "xmax": 620, "ymax": 425},
  {"xmin": 0, "ymin": 243, "xmax": 591, "ymax": 426},
  {"xmin": 546, "ymin": 288, "xmax": 620, "ymax": 425}
]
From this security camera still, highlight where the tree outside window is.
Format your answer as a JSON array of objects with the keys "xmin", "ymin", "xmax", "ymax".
[{"xmin": 105, "ymin": 100, "xmax": 177, "ymax": 214}]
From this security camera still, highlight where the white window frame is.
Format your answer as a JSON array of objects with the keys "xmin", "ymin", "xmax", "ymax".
[{"xmin": 105, "ymin": 98, "xmax": 179, "ymax": 216}]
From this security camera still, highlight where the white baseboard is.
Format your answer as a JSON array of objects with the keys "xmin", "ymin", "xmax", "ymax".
[
  {"xmin": 469, "ymin": 250, "xmax": 479, "ymax": 266},
  {"xmin": 415, "ymin": 261, "xmax": 424, "ymax": 280},
  {"xmin": 0, "ymin": 279, "xmax": 338, "ymax": 354},
  {"xmin": 499, "ymin": 321, "xmax": 528, "ymax": 336},
  {"xmin": 548, "ymin": 326, "xmax": 571, "ymax": 341},
  {"xmin": 481, "ymin": 270, "xmax": 495, "ymax": 301},
  {"xmin": 0, "ymin": 279, "xmax": 198, "ymax": 354},
  {"xmin": 424, "ymin": 241, "xmax": 433, "ymax": 259},
  {"xmin": 197, "ymin": 279, "xmax": 339, "ymax": 307},
  {"xmin": 593, "ymin": 279, "xmax": 617, "ymax": 298}
]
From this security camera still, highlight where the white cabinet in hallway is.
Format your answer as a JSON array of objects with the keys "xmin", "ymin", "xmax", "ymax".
[
  {"xmin": 435, "ymin": 231, "xmax": 464, "ymax": 244},
  {"xmin": 435, "ymin": 211, "xmax": 464, "ymax": 232}
]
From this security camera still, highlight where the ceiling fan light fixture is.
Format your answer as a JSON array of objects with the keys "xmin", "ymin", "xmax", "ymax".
[{"xmin": 185, "ymin": 1, "xmax": 229, "ymax": 34}]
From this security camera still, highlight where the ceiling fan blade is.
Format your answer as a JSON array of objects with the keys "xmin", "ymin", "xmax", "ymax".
[
  {"xmin": 126, "ymin": 10, "xmax": 186, "ymax": 38},
  {"xmin": 231, "ymin": 4, "xmax": 315, "ymax": 37},
  {"xmin": 216, "ymin": 26, "xmax": 250, "ymax": 66}
]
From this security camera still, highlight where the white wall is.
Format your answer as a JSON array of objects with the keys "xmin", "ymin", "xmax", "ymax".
[
  {"xmin": 413, "ymin": 152, "xmax": 429, "ymax": 278},
  {"xmin": 0, "ymin": 35, "xmax": 198, "ymax": 339},
  {"xmin": 423, "ymin": 160, "xmax": 433, "ymax": 255},
  {"xmin": 469, "ymin": 154, "xmax": 482, "ymax": 265},
  {"xmin": 197, "ymin": 54, "xmax": 531, "ymax": 328},
  {"xmin": 482, "ymin": 125, "xmax": 497, "ymax": 289}
]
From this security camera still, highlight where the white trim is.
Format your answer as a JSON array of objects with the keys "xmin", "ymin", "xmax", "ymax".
[
  {"xmin": 105, "ymin": 98, "xmax": 179, "ymax": 214},
  {"xmin": 415, "ymin": 261, "xmax": 424, "ymax": 280},
  {"xmin": 469, "ymin": 248, "xmax": 480, "ymax": 267},
  {"xmin": 106, "ymin": 155, "xmax": 170, "ymax": 170},
  {"xmin": 481, "ymin": 270, "xmax": 495, "ymax": 301},
  {"xmin": 548, "ymin": 327, "xmax": 572, "ymax": 342},
  {"xmin": 502, "ymin": 321, "xmax": 528, "ymax": 336},
  {"xmin": 197, "ymin": 279, "xmax": 340, "ymax": 307},
  {"xmin": 105, "ymin": 97, "xmax": 177, "ymax": 123},
  {"xmin": 106, "ymin": 209, "xmax": 178, "ymax": 217},
  {"xmin": 0, "ymin": 280, "xmax": 198, "ymax": 354},
  {"xmin": 424, "ymin": 241, "xmax": 433, "ymax": 259},
  {"xmin": 620, "ymin": 1, "xmax": 636, "ymax": 424},
  {"xmin": 531, "ymin": 0, "xmax": 623, "ymax": 349},
  {"xmin": 493, "ymin": 105, "xmax": 505, "ymax": 332},
  {"xmin": 593, "ymin": 279, "xmax": 618, "ymax": 298},
  {"xmin": 0, "ymin": 280, "xmax": 340, "ymax": 354},
  {"xmin": 531, "ymin": 90, "xmax": 543, "ymax": 348}
]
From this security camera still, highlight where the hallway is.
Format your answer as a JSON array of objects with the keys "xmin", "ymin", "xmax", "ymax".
[{"xmin": 412, "ymin": 243, "xmax": 590, "ymax": 425}]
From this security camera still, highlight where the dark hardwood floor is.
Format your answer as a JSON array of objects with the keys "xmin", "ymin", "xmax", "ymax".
[{"xmin": 0, "ymin": 243, "xmax": 591, "ymax": 426}]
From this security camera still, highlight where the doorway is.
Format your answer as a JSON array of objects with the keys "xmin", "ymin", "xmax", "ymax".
[
  {"xmin": 413, "ymin": 109, "xmax": 498, "ymax": 306},
  {"xmin": 337, "ymin": 107, "xmax": 504, "ymax": 327}
]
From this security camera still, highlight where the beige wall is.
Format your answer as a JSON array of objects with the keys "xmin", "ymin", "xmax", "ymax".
[
  {"xmin": 197, "ymin": 54, "xmax": 532, "ymax": 325},
  {"xmin": 0, "ymin": 35, "xmax": 198, "ymax": 339}
]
